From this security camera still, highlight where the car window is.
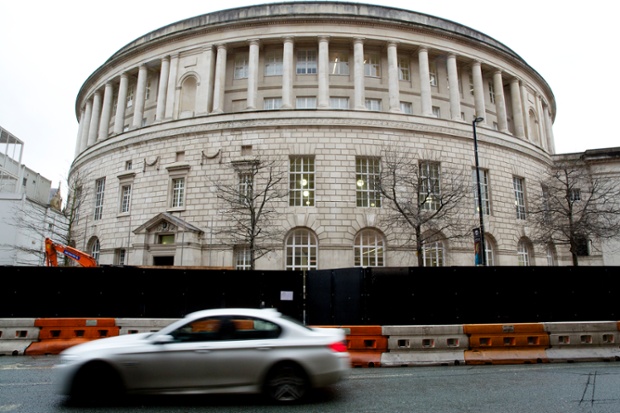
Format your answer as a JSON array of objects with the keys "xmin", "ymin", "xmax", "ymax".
[{"xmin": 169, "ymin": 316, "xmax": 281, "ymax": 342}]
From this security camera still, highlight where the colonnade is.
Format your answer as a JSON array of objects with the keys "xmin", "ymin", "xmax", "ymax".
[{"xmin": 74, "ymin": 35, "xmax": 555, "ymax": 157}]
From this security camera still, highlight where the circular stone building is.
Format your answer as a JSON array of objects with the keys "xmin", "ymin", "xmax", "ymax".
[{"xmin": 70, "ymin": 1, "xmax": 581, "ymax": 269}]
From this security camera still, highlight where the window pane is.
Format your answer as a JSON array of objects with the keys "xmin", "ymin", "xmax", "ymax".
[
  {"xmin": 356, "ymin": 157, "xmax": 381, "ymax": 207},
  {"xmin": 289, "ymin": 156, "xmax": 315, "ymax": 207}
]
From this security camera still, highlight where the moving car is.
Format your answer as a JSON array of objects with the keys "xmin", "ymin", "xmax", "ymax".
[{"xmin": 54, "ymin": 308, "xmax": 350, "ymax": 403}]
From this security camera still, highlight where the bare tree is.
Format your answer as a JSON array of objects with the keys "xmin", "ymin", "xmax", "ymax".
[
  {"xmin": 528, "ymin": 158, "xmax": 620, "ymax": 266},
  {"xmin": 211, "ymin": 152, "xmax": 288, "ymax": 270},
  {"xmin": 378, "ymin": 146, "xmax": 472, "ymax": 266}
]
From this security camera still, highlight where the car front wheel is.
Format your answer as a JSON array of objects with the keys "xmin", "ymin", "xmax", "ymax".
[{"xmin": 263, "ymin": 362, "xmax": 309, "ymax": 403}]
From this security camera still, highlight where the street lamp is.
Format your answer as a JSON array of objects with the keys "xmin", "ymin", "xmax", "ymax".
[{"xmin": 472, "ymin": 116, "xmax": 486, "ymax": 266}]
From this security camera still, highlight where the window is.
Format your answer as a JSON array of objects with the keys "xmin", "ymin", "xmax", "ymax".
[
  {"xmin": 365, "ymin": 99, "xmax": 381, "ymax": 111},
  {"xmin": 285, "ymin": 229, "xmax": 317, "ymax": 270},
  {"xmin": 429, "ymin": 60, "xmax": 437, "ymax": 86},
  {"xmin": 171, "ymin": 177, "xmax": 185, "ymax": 208},
  {"xmin": 423, "ymin": 241, "xmax": 444, "ymax": 267},
  {"xmin": 119, "ymin": 184, "xmax": 132, "ymax": 214},
  {"xmin": 264, "ymin": 98, "xmax": 282, "ymax": 110},
  {"xmin": 472, "ymin": 169, "xmax": 490, "ymax": 215},
  {"xmin": 356, "ymin": 157, "xmax": 381, "ymax": 207},
  {"xmin": 484, "ymin": 241, "xmax": 494, "ymax": 266},
  {"xmin": 329, "ymin": 51, "xmax": 349, "ymax": 75},
  {"xmin": 546, "ymin": 244, "xmax": 556, "ymax": 266},
  {"xmin": 431, "ymin": 106, "xmax": 441, "ymax": 118},
  {"xmin": 468, "ymin": 74, "xmax": 474, "ymax": 96},
  {"xmin": 398, "ymin": 57, "xmax": 410, "ymax": 81},
  {"xmin": 126, "ymin": 87, "xmax": 134, "ymax": 108},
  {"xmin": 517, "ymin": 240, "xmax": 531, "ymax": 266},
  {"xmin": 419, "ymin": 162, "xmax": 441, "ymax": 211},
  {"xmin": 570, "ymin": 188, "xmax": 581, "ymax": 202},
  {"xmin": 330, "ymin": 97, "xmax": 349, "ymax": 110},
  {"xmin": 125, "ymin": 160, "xmax": 132, "ymax": 170},
  {"xmin": 364, "ymin": 53, "xmax": 380, "ymax": 77},
  {"xmin": 145, "ymin": 78, "xmax": 151, "ymax": 100},
  {"xmin": 400, "ymin": 101, "xmax": 413, "ymax": 114},
  {"xmin": 94, "ymin": 178, "xmax": 105, "ymax": 220},
  {"xmin": 234, "ymin": 54, "xmax": 249, "ymax": 79},
  {"xmin": 116, "ymin": 249, "xmax": 126, "ymax": 265},
  {"xmin": 296, "ymin": 50, "xmax": 317, "ymax": 74},
  {"xmin": 488, "ymin": 80, "xmax": 495, "ymax": 104},
  {"xmin": 235, "ymin": 246, "xmax": 251, "ymax": 270},
  {"xmin": 575, "ymin": 234, "xmax": 590, "ymax": 256},
  {"xmin": 239, "ymin": 172, "xmax": 253, "ymax": 205},
  {"xmin": 513, "ymin": 177, "xmax": 527, "ymax": 220},
  {"xmin": 296, "ymin": 97, "xmax": 317, "ymax": 109},
  {"xmin": 289, "ymin": 156, "xmax": 315, "ymax": 207},
  {"xmin": 91, "ymin": 238, "xmax": 100, "ymax": 264},
  {"xmin": 354, "ymin": 229, "xmax": 384, "ymax": 267},
  {"xmin": 264, "ymin": 50, "xmax": 283, "ymax": 76}
]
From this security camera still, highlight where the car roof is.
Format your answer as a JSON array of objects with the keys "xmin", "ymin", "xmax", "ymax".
[{"xmin": 184, "ymin": 307, "xmax": 282, "ymax": 319}]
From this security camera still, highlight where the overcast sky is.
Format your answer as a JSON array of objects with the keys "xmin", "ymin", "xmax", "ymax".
[{"xmin": 0, "ymin": 1, "xmax": 617, "ymax": 192}]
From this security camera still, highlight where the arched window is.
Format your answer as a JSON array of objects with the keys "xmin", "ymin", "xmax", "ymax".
[
  {"xmin": 354, "ymin": 229, "xmax": 384, "ymax": 267},
  {"xmin": 484, "ymin": 236, "xmax": 495, "ymax": 266},
  {"xmin": 423, "ymin": 240, "xmax": 444, "ymax": 267},
  {"xmin": 179, "ymin": 76, "xmax": 197, "ymax": 116},
  {"xmin": 90, "ymin": 238, "xmax": 100, "ymax": 264},
  {"xmin": 285, "ymin": 229, "xmax": 317, "ymax": 271},
  {"xmin": 546, "ymin": 243, "xmax": 557, "ymax": 266},
  {"xmin": 517, "ymin": 239, "xmax": 532, "ymax": 266}
]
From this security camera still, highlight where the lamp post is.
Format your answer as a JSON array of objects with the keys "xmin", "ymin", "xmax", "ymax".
[{"xmin": 472, "ymin": 116, "xmax": 486, "ymax": 266}]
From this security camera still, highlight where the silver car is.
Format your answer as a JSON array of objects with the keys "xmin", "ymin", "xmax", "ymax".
[{"xmin": 54, "ymin": 308, "xmax": 350, "ymax": 404}]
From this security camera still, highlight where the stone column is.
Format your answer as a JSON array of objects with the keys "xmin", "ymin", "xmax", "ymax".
[
  {"xmin": 447, "ymin": 53, "xmax": 461, "ymax": 120},
  {"xmin": 510, "ymin": 78, "xmax": 525, "ymax": 138},
  {"xmin": 87, "ymin": 91, "xmax": 101, "ymax": 147},
  {"xmin": 282, "ymin": 37, "xmax": 294, "ymax": 109},
  {"xmin": 97, "ymin": 82, "xmax": 114, "ymax": 141},
  {"xmin": 493, "ymin": 70, "xmax": 508, "ymax": 132},
  {"xmin": 353, "ymin": 38, "xmax": 366, "ymax": 110},
  {"xmin": 165, "ymin": 54, "xmax": 179, "ymax": 119},
  {"xmin": 247, "ymin": 39, "xmax": 260, "ymax": 110},
  {"xmin": 472, "ymin": 61, "xmax": 485, "ymax": 122},
  {"xmin": 418, "ymin": 47, "xmax": 432, "ymax": 116},
  {"xmin": 80, "ymin": 100, "xmax": 92, "ymax": 150},
  {"xmin": 132, "ymin": 64, "xmax": 148, "ymax": 128},
  {"xmin": 155, "ymin": 56, "xmax": 170, "ymax": 122},
  {"xmin": 318, "ymin": 36, "xmax": 330, "ymax": 109},
  {"xmin": 520, "ymin": 83, "xmax": 530, "ymax": 139},
  {"xmin": 387, "ymin": 42, "xmax": 400, "ymax": 113},
  {"xmin": 211, "ymin": 44, "xmax": 227, "ymax": 114},
  {"xmin": 543, "ymin": 104, "xmax": 555, "ymax": 154},
  {"xmin": 114, "ymin": 73, "xmax": 129, "ymax": 134},
  {"xmin": 75, "ymin": 109, "xmax": 86, "ymax": 156},
  {"xmin": 202, "ymin": 46, "xmax": 215, "ymax": 114}
]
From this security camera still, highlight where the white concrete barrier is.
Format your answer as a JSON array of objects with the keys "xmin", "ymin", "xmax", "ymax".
[
  {"xmin": 544, "ymin": 321, "xmax": 620, "ymax": 362},
  {"xmin": 0, "ymin": 318, "xmax": 39, "ymax": 355},
  {"xmin": 381, "ymin": 325, "xmax": 468, "ymax": 366}
]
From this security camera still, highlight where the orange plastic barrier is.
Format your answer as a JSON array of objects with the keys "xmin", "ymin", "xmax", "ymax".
[
  {"xmin": 25, "ymin": 318, "xmax": 119, "ymax": 355},
  {"xmin": 463, "ymin": 323, "xmax": 549, "ymax": 365},
  {"xmin": 342, "ymin": 325, "xmax": 388, "ymax": 367}
]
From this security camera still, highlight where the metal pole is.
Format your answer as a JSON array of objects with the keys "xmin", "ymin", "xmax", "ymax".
[{"xmin": 473, "ymin": 117, "xmax": 486, "ymax": 266}]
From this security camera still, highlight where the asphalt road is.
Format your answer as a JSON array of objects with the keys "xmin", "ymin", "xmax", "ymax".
[{"xmin": 2, "ymin": 356, "xmax": 620, "ymax": 412}]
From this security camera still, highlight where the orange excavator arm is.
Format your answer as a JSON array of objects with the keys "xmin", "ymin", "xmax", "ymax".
[{"xmin": 44, "ymin": 238, "xmax": 98, "ymax": 267}]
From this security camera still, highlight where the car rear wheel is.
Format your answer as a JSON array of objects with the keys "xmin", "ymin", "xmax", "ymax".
[{"xmin": 264, "ymin": 362, "xmax": 309, "ymax": 403}]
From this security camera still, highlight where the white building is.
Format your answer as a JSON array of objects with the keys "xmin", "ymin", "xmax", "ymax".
[
  {"xmin": 68, "ymin": 2, "xmax": 620, "ymax": 269},
  {"xmin": 0, "ymin": 126, "xmax": 66, "ymax": 265}
]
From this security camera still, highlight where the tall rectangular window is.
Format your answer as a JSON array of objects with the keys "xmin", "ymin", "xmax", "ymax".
[
  {"xmin": 356, "ymin": 157, "xmax": 381, "ymax": 207},
  {"xmin": 264, "ymin": 51, "xmax": 283, "ymax": 76},
  {"xmin": 234, "ymin": 54, "xmax": 249, "ymax": 79},
  {"xmin": 289, "ymin": 156, "xmax": 315, "ymax": 207},
  {"xmin": 235, "ymin": 246, "xmax": 251, "ymax": 270},
  {"xmin": 120, "ymin": 184, "xmax": 132, "ymax": 214},
  {"xmin": 429, "ymin": 61, "xmax": 437, "ymax": 86},
  {"xmin": 126, "ymin": 87, "xmax": 134, "ymax": 108},
  {"xmin": 296, "ymin": 50, "xmax": 317, "ymax": 74},
  {"xmin": 171, "ymin": 177, "xmax": 185, "ymax": 208},
  {"xmin": 513, "ymin": 176, "xmax": 527, "ymax": 220},
  {"xmin": 329, "ymin": 51, "xmax": 349, "ymax": 75},
  {"xmin": 94, "ymin": 178, "xmax": 105, "ymax": 220},
  {"xmin": 364, "ymin": 53, "xmax": 381, "ymax": 77},
  {"xmin": 239, "ymin": 173, "xmax": 253, "ymax": 205},
  {"xmin": 419, "ymin": 162, "xmax": 441, "ymax": 211},
  {"xmin": 472, "ymin": 169, "xmax": 490, "ymax": 215},
  {"xmin": 488, "ymin": 80, "xmax": 495, "ymax": 104},
  {"xmin": 398, "ymin": 57, "xmax": 410, "ymax": 81}
]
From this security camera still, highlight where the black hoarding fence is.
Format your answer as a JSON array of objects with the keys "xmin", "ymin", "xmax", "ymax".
[{"xmin": 1, "ymin": 266, "xmax": 618, "ymax": 325}]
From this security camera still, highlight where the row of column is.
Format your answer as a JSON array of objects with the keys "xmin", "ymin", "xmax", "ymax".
[{"xmin": 75, "ymin": 36, "xmax": 552, "ymax": 157}]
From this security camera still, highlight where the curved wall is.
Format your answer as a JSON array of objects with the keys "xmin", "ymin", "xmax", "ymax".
[{"xmin": 70, "ymin": 2, "xmax": 577, "ymax": 269}]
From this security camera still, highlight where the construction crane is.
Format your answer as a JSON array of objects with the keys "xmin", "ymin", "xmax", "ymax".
[{"xmin": 44, "ymin": 238, "xmax": 98, "ymax": 267}]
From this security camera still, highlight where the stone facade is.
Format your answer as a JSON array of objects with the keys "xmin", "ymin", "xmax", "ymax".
[{"xmin": 69, "ymin": 2, "xmax": 616, "ymax": 269}]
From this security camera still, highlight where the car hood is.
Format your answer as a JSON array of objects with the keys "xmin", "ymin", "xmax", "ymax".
[{"xmin": 59, "ymin": 332, "xmax": 156, "ymax": 356}]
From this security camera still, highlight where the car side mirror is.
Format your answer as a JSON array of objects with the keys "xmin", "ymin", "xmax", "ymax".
[{"xmin": 152, "ymin": 334, "xmax": 175, "ymax": 344}]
